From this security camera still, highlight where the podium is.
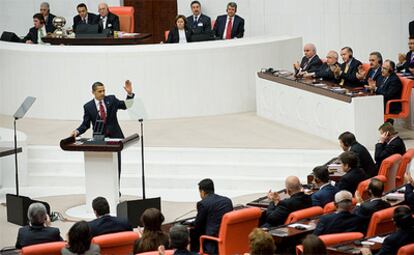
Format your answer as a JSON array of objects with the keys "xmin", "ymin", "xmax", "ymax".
[{"xmin": 60, "ymin": 134, "xmax": 139, "ymax": 218}]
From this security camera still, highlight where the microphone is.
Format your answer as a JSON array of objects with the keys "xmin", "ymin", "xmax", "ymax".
[{"xmin": 173, "ymin": 209, "xmax": 197, "ymax": 222}]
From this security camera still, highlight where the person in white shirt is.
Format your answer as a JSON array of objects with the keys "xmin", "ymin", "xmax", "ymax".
[
  {"xmin": 166, "ymin": 15, "xmax": 192, "ymax": 44},
  {"xmin": 23, "ymin": 13, "xmax": 47, "ymax": 44}
]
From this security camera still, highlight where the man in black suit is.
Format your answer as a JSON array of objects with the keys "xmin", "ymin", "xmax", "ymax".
[
  {"xmin": 313, "ymin": 191, "xmax": 364, "ymax": 235},
  {"xmin": 213, "ymin": 2, "xmax": 244, "ymax": 39},
  {"xmin": 374, "ymin": 122, "xmax": 406, "ymax": 170},
  {"xmin": 23, "ymin": 13, "xmax": 47, "ymax": 44},
  {"xmin": 262, "ymin": 176, "xmax": 312, "ymax": 228},
  {"xmin": 335, "ymin": 151, "xmax": 368, "ymax": 195},
  {"xmin": 338, "ymin": 46, "xmax": 363, "ymax": 87},
  {"xmin": 357, "ymin": 51, "xmax": 383, "ymax": 85},
  {"xmin": 15, "ymin": 203, "xmax": 63, "ymax": 248},
  {"xmin": 338, "ymin": 131, "xmax": 377, "ymax": 178},
  {"xmin": 39, "ymin": 2, "xmax": 56, "ymax": 33},
  {"xmin": 310, "ymin": 166, "xmax": 336, "ymax": 207},
  {"xmin": 187, "ymin": 1, "xmax": 211, "ymax": 35},
  {"xmin": 88, "ymin": 197, "xmax": 132, "ymax": 237},
  {"xmin": 293, "ymin": 43, "xmax": 323, "ymax": 77},
  {"xmin": 304, "ymin": 50, "xmax": 340, "ymax": 82},
  {"xmin": 73, "ymin": 3, "xmax": 99, "ymax": 31},
  {"xmin": 190, "ymin": 178, "xmax": 233, "ymax": 254},
  {"xmin": 98, "ymin": 3, "xmax": 120, "ymax": 34}
]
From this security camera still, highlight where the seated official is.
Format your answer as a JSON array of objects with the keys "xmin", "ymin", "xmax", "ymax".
[
  {"xmin": 310, "ymin": 166, "xmax": 336, "ymax": 207},
  {"xmin": 303, "ymin": 50, "xmax": 340, "ymax": 82},
  {"xmin": 61, "ymin": 221, "xmax": 100, "ymax": 255},
  {"xmin": 404, "ymin": 171, "xmax": 414, "ymax": 211},
  {"xmin": 186, "ymin": 1, "xmax": 212, "ymax": 36},
  {"xmin": 23, "ymin": 13, "xmax": 47, "ymax": 44},
  {"xmin": 361, "ymin": 206, "xmax": 414, "ymax": 255},
  {"xmin": 73, "ymin": 3, "xmax": 99, "ymax": 31},
  {"xmin": 353, "ymin": 178, "xmax": 390, "ymax": 233},
  {"xmin": 365, "ymin": 60, "xmax": 402, "ymax": 114},
  {"xmin": 400, "ymin": 37, "xmax": 414, "ymax": 74},
  {"xmin": 166, "ymin": 15, "xmax": 192, "ymax": 44},
  {"xmin": 374, "ymin": 122, "xmax": 406, "ymax": 170},
  {"xmin": 338, "ymin": 131, "xmax": 377, "ymax": 178},
  {"xmin": 338, "ymin": 46, "xmax": 363, "ymax": 87},
  {"xmin": 262, "ymin": 176, "xmax": 312, "ymax": 228},
  {"xmin": 356, "ymin": 51, "xmax": 383, "ymax": 85},
  {"xmin": 293, "ymin": 43, "xmax": 323, "ymax": 77},
  {"xmin": 97, "ymin": 3, "xmax": 120, "ymax": 33},
  {"xmin": 133, "ymin": 208, "xmax": 169, "ymax": 253},
  {"xmin": 15, "ymin": 203, "xmax": 63, "ymax": 249},
  {"xmin": 190, "ymin": 178, "xmax": 233, "ymax": 254},
  {"xmin": 335, "ymin": 151, "xmax": 368, "ymax": 195},
  {"xmin": 247, "ymin": 228, "xmax": 276, "ymax": 255},
  {"xmin": 88, "ymin": 197, "xmax": 132, "ymax": 237},
  {"xmin": 313, "ymin": 191, "xmax": 364, "ymax": 235},
  {"xmin": 213, "ymin": 2, "xmax": 244, "ymax": 39},
  {"xmin": 39, "ymin": 2, "xmax": 56, "ymax": 33},
  {"xmin": 165, "ymin": 225, "xmax": 198, "ymax": 255},
  {"xmin": 302, "ymin": 234, "xmax": 327, "ymax": 255}
]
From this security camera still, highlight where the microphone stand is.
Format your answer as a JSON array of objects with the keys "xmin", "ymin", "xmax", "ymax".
[
  {"xmin": 139, "ymin": 118, "xmax": 145, "ymax": 199},
  {"xmin": 13, "ymin": 117, "xmax": 20, "ymax": 196}
]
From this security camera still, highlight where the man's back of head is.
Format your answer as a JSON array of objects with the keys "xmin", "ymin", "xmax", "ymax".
[
  {"xmin": 92, "ymin": 196, "xmax": 110, "ymax": 217},
  {"xmin": 169, "ymin": 224, "xmax": 190, "ymax": 250},
  {"xmin": 368, "ymin": 178, "xmax": 384, "ymax": 198},
  {"xmin": 334, "ymin": 190, "xmax": 353, "ymax": 212},
  {"xmin": 285, "ymin": 176, "xmax": 301, "ymax": 195},
  {"xmin": 312, "ymin": 166, "xmax": 330, "ymax": 185}
]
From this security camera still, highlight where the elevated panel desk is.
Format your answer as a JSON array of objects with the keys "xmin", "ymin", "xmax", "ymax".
[{"xmin": 42, "ymin": 34, "xmax": 151, "ymax": 45}]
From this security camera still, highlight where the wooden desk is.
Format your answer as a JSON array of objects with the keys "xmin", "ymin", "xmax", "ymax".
[
  {"xmin": 327, "ymin": 235, "xmax": 386, "ymax": 255},
  {"xmin": 42, "ymin": 34, "xmax": 151, "ymax": 45},
  {"xmin": 0, "ymin": 147, "xmax": 22, "ymax": 157}
]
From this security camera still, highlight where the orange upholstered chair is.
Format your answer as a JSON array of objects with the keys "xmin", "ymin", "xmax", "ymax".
[
  {"xmin": 384, "ymin": 77, "xmax": 414, "ymax": 122},
  {"xmin": 92, "ymin": 231, "xmax": 140, "ymax": 255},
  {"xmin": 365, "ymin": 206, "xmax": 396, "ymax": 238},
  {"xmin": 164, "ymin": 30, "xmax": 170, "ymax": 41},
  {"xmin": 377, "ymin": 154, "xmax": 402, "ymax": 192},
  {"xmin": 396, "ymin": 149, "xmax": 414, "ymax": 187},
  {"xmin": 108, "ymin": 6, "xmax": 135, "ymax": 32},
  {"xmin": 323, "ymin": 199, "xmax": 357, "ymax": 214},
  {"xmin": 296, "ymin": 232, "xmax": 364, "ymax": 255},
  {"xmin": 362, "ymin": 63, "xmax": 370, "ymax": 73},
  {"xmin": 21, "ymin": 241, "xmax": 67, "ymax": 255},
  {"xmin": 199, "ymin": 207, "xmax": 262, "ymax": 255},
  {"xmin": 355, "ymin": 176, "xmax": 387, "ymax": 200},
  {"xmin": 284, "ymin": 206, "xmax": 324, "ymax": 224},
  {"xmin": 136, "ymin": 250, "xmax": 175, "ymax": 255},
  {"xmin": 397, "ymin": 243, "xmax": 414, "ymax": 255},
  {"xmin": 211, "ymin": 19, "xmax": 216, "ymax": 29}
]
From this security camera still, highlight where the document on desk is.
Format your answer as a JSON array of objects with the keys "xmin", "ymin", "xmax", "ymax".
[
  {"xmin": 289, "ymin": 223, "xmax": 313, "ymax": 229},
  {"xmin": 368, "ymin": 236, "xmax": 387, "ymax": 244},
  {"xmin": 269, "ymin": 227, "xmax": 288, "ymax": 237}
]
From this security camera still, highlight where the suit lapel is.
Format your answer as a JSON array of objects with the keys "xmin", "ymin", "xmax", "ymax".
[
  {"xmin": 232, "ymin": 16, "xmax": 238, "ymax": 37},
  {"xmin": 104, "ymin": 97, "xmax": 111, "ymax": 119}
]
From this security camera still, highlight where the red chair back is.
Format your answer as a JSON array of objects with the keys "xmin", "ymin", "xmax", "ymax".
[
  {"xmin": 108, "ymin": 6, "xmax": 135, "ymax": 32},
  {"xmin": 92, "ymin": 231, "xmax": 140, "ymax": 255},
  {"xmin": 356, "ymin": 175, "xmax": 387, "ymax": 200},
  {"xmin": 284, "ymin": 206, "xmax": 323, "ymax": 224},
  {"xmin": 396, "ymin": 149, "xmax": 414, "ymax": 187},
  {"xmin": 164, "ymin": 30, "xmax": 169, "ymax": 41},
  {"xmin": 397, "ymin": 243, "xmax": 414, "ymax": 255},
  {"xmin": 296, "ymin": 232, "xmax": 364, "ymax": 255},
  {"xmin": 365, "ymin": 206, "xmax": 396, "ymax": 238},
  {"xmin": 384, "ymin": 77, "xmax": 414, "ymax": 121},
  {"xmin": 378, "ymin": 154, "xmax": 402, "ymax": 192},
  {"xmin": 21, "ymin": 241, "xmax": 67, "ymax": 255}
]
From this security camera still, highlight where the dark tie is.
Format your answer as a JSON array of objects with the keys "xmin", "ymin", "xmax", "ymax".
[
  {"xmin": 99, "ymin": 101, "xmax": 106, "ymax": 123},
  {"xmin": 193, "ymin": 16, "xmax": 198, "ymax": 28},
  {"xmin": 303, "ymin": 59, "xmax": 310, "ymax": 70}
]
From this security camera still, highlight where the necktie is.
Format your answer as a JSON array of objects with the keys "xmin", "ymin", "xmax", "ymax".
[
  {"xmin": 38, "ymin": 28, "xmax": 44, "ymax": 44},
  {"xmin": 302, "ymin": 59, "xmax": 310, "ymax": 70},
  {"xmin": 411, "ymin": 53, "xmax": 414, "ymax": 64},
  {"xmin": 225, "ymin": 17, "xmax": 233, "ymax": 39},
  {"xmin": 339, "ymin": 63, "xmax": 349, "ymax": 86},
  {"xmin": 99, "ymin": 101, "xmax": 106, "ymax": 123},
  {"xmin": 193, "ymin": 16, "xmax": 198, "ymax": 27}
]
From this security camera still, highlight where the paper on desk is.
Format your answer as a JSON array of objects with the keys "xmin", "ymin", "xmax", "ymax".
[
  {"xmin": 385, "ymin": 192, "xmax": 404, "ymax": 200},
  {"xmin": 105, "ymin": 138, "xmax": 123, "ymax": 142},
  {"xmin": 368, "ymin": 236, "xmax": 387, "ymax": 244},
  {"xmin": 289, "ymin": 223, "xmax": 312, "ymax": 229}
]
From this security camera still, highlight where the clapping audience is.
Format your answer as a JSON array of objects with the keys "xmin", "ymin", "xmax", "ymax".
[{"xmin": 294, "ymin": 43, "xmax": 323, "ymax": 77}]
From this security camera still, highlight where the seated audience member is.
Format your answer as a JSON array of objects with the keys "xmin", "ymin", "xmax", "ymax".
[
  {"xmin": 39, "ymin": 2, "xmax": 56, "ymax": 33},
  {"xmin": 88, "ymin": 196, "xmax": 132, "ymax": 237},
  {"xmin": 73, "ymin": 3, "xmax": 99, "ymax": 31},
  {"xmin": 357, "ymin": 52, "xmax": 383, "ymax": 85},
  {"xmin": 313, "ymin": 191, "xmax": 364, "ymax": 235},
  {"xmin": 338, "ymin": 131, "xmax": 377, "ymax": 178},
  {"xmin": 365, "ymin": 60, "xmax": 403, "ymax": 114},
  {"xmin": 61, "ymin": 221, "xmax": 100, "ymax": 255},
  {"xmin": 310, "ymin": 166, "xmax": 336, "ymax": 207},
  {"xmin": 15, "ymin": 203, "xmax": 63, "ymax": 248},
  {"xmin": 396, "ymin": 53, "xmax": 407, "ymax": 73},
  {"xmin": 335, "ymin": 151, "xmax": 368, "ymax": 195},
  {"xmin": 133, "ymin": 208, "xmax": 169, "ymax": 253},
  {"xmin": 353, "ymin": 178, "xmax": 390, "ymax": 233},
  {"xmin": 293, "ymin": 43, "xmax": 323, "ymax": 77},
  {"xmin": 401, "ymin": 37, "xmax": 414, "ymax": 74},
  {"xmin": 361, "ymin": 206, "xmax": 414, "ymax": 255},
  {"xmin": 161, "ymin": 224, "xmax": 197, "ymax": 255},
  {"xmin": 186, "ymin": 1, "xmax": 211, "ymax": 35},
  {"xmin": 247, "ymin": 228, "xmax": 276, "ymax": 255},
  {"xmin": 190, "ymin": 178, "xmax": 233, "ymax": 254},
  {"xmin": 262, "ymin": 176, "xmax": 312, "ymax": 228},
  {"xmin": 23, "ymin": 13, "xmax": 47, "ymax": 44},
  {"xmin": 97, "ymin": 3, "xmax": 120, "ymax": 33},
  {"xmin": 374, "ymin": 122, "xmax": 406, "ymax": 170},
  {"xmin": 302, "ymin": 234, "xmax": 327, "ymax": 255},
  {"xmin": 166, "ymin": 15, "xmax": 192, "ymax": 44},
  {"xmin": 213, "ymin": 2, "xmax": 245, "ymax": 39},
  {"xmin": 304, "ymin": 50, "xmax": 340, "ymax": 82},
  {"xmin": 337, "ymin": 46, "xmax": 363, "ymax": 87},
  {"xmin": 404, "ymin": 171, "xmax": 414, "ymax": 211}
]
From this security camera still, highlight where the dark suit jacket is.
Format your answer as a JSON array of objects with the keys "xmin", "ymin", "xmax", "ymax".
[
  {"xmin": 166, "ymin": 27, "xmax": 192, "ymax": 43},
  {"xmin": 405, "ymin": 183, "xmax": 414, "ymax": 211},
  {"xmin": 313, "ymin": 211, "xmax": 364, "ymax": 235},
  {"xmin": 353, "ymin": 198, "xmax": 391, "ymax": 233},
  {"xmin": 339, "ymin": 58, "xmax": 363, "ymax": 87},
  {"xmin": 376, "ymin": 73, "xmax": 403, "ymax": 113},
  {"xmin": 23, "ymin": 27, "xmax": 40, "ymax": 44},
  {"xmin": 311, "ymin": 183, "xmax": 336, "ymax": 207},
  {"xmin": 88, "ymin": 215, "xmax": 132, "ymax": 237},
  {"xmin": 76, "ymin": 94, "xmax": 134, "ymax": 139},
  {"xmin": 362, "ymin": 67, "xmax": 383, "ymax": 85},
  {"xmin": 73, "ymin": 12, "xmax": 99, "ymax": 31},
  {"xmin": 335, "ymin": 167, "xmax": 368, "ymax": 195},
  {"xmin": 298, "ymin": 55, "xmax": 323, "ymax": 73},
  {"xmin": 99, "ymin": 12, "xmax": 120, "ymax": 32},
  {"xmin": 410, "ymin": 20, "xmax": 414, "ymax": 38},
  {"xmin": 174, "ymin": 250, "xmax": 198, "ymax": 255},
  {"xmin": 376, "ymin": 227, "xmax": 414, "ymax": 255},
  {"xmin": 402, "ymin": 51, "xmax": 414, "ymax": 73},
  {"xmin": 213, "ymin": 15, "xmax": 244, "ymax": 39},
  {"xmin": 315, "ymin": 63, "xmax": 339, "ymax": 82},
  {"xmin": 187, "ymin": 14, "xmax": 211, "ymax": 34},
  {"xmin": 45, "ymin": 13, "xmax": 56, "ymax": 33},
  {"xmin": 15, "ymin": 224, "xmax": 63, "ymax": 249},
  {"xmin": 375, "ymin": 136, "xmax": 406, "ymax": 170},
  {"xmin": 350, "ymin": 142, "xmax": 377, "ymax": 178},
  {"xmin": 264, "ymin": 192, "xmax": 312, "ymax": 227}
]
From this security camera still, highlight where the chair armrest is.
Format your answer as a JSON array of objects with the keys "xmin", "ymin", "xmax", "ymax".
[
  {"xmin": 385, "ymin": 99, "xmax": 408, "ymax": 114},
  {"xmin": 199, "ymin": 235, "xmax": 221, "ymax": 255}
]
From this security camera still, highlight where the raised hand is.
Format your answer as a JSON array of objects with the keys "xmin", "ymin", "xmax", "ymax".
[{"xmin": 124, "ymin": 80, "xmax": 133, "ymax": 95}]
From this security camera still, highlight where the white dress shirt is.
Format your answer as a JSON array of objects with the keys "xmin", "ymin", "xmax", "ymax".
[
  {"xmin": 222, "ymin": 15, "xmax": 234, "ymax": 39},
  {"xmin": 178, "ymin": 29, "xmax": 187, "ymax": 44},
  {"xmin": 101, "ymin": 16, "xmax": 107, "ymax": 29},
  {"xmin": 94, "ymin": 98, "xmax": 107, "ymax": 118},
  {"xmin": 37, "ymin": 26, "xmax": 47, "ymax": 44}
]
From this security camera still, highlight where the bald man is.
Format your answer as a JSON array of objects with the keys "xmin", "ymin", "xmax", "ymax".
[
  {"xmin": 98, "ymin": 2, "xmax": 120, "ymax": 33},
  {"xmin": 294, "ymin": 43, "xmax": 323, "ymax": 77},
  {"xmin": 304, "ymin": 50, "xmax": 340, "ymax": 82},
  {"xmin": 262, "ymin": 176, "xmax": 312, "ymax": 228}
]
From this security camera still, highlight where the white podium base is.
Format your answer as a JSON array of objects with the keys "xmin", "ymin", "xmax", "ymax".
[{"xmin": 65, "ymin": 204, "xmax": 117, "ymax": 219}]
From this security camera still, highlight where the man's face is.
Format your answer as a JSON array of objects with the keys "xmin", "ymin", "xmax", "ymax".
[
  {"xmin": 341, "ymin": 49, "xmax": 351, "ymax": 63},
  {"xmin": 339, "ymin": 140, "xmax": 348, "ymax": 151},
  {"xmin": 381, "ymin": 62, "xmax": 391, "ymax": 77},
  {"xmin": 191, "ymin": 3, "xmax": 201, "ymax": 16},
  {"xmin": 93, "ymin": 85, "xmax": 106, "ymax": 101},
  {"xmin": 326, "ymin": 53, "xmax": 337, "ymax": 65},
  {"xmin": 33, "ymin": 18, "xmax": 42, "ymax": 29},
  {"xmin": 303, "ymin": 46, "xmax": 315, "ymax": 59},
  {"xmin": 409, "ymin": 39, "xmax": 414, "ymax": 51},
  {"xmin": 369, "ymin": 55, "xmax": 381, "ymax": 69},
  {"xmin": 98, "ymin": 5, "xmax": 109, "ymax": 17},
  {"xmin": 77, "ymin": 6, "xmax": 88, "ymax": 19},
  {"xmin": 226, "ymin": 6, "xmax": 236, "ymax": 17},
  {"xmin": 40, "ymin": 6, "xmax": 49, "ymax": 16}
]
